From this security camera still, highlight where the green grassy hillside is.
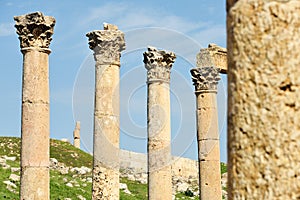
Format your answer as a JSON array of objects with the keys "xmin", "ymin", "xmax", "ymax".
[
  {"xmin": 0, "ymin": 137, "xmax": 144, "ymax": 199},
  {"xmin": 0, "ymin": 137, "xmax": 211, "ymax": 200}
]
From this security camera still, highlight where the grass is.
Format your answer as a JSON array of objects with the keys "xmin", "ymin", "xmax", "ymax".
[
  {"xmin": 120, "ymin": 178, "xmax": 147, "ymax": 200},
  {"xmin": 50, "ymin": 139, "xmax": 93, "ymax": 168},
  {"xmin": 50, "ymin": 170, "xmax": 92, "ymax": 200},
  {"xmin": 176, "ymin": 192, "xmax": 200, "ymax": 199},
  {"xmin": 221, "ymin": 162, "xmax": 227, "ymax": 175},
  {"xmin": 0, "ymin": 167, "xmax": 19, "ymax": 199},
  {"xmin": 0, "ymin": 137, "xmax": 93, "ymax": 200},
  {"xmin": 0, "ymin": 137, "xmax": 20, "ymax": 163}
]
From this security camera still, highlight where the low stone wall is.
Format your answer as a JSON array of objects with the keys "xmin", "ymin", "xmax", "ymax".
[
  {"xmin": 120, "ymin": 150, "xmax": 147, "ymax": 172},
  {"xmin": 120, "ymin": 150, "xmax": 198, "ymax": 179},
  {"xmin": 171, "ymin": 156, "xmax": 198, "ymax": 179}
]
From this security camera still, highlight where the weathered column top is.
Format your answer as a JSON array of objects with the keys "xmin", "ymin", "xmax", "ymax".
[
  {"xmin": 190, "ymin": 66, "xmax": 221, "ymax": 94},
  {"xmin": 86, "ymin": 23, "xmax": 125, "ymax": 65},
  {"xmin": 197, "ymin": 43, "xmax": 227, "ymax": 74},
  {"xmin": 143, "ymin": 46, "xmax": 176, "ymax": 83},
  {"xmin": 14, "ymin": 12, "xmax": 55, "ymax": 53}
]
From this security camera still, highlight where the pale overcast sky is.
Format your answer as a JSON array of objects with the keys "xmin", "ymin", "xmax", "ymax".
[{"xmin": 0, "ymin": 0, "xmax": 227, "ymax": 162}]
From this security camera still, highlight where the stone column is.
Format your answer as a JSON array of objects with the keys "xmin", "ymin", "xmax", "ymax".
[
  {"xmin": 143, "ymin": 46, "xmax": 176, "ymax": 200},
  {"xmin": 73, "ymin": 121, "xmax": 80, "ymax": 148},
  {"xmin": 86, "ymin": 23, "xmax": 125, "ymax": 200},
  {"xmin": 227, "ymin": 1, "xmax": 300, "ymax": 199},
  {"xmin": 14, "ymin": 12, "xmax": 55, "ymax": 200},
  {"xmin": 190, "ymin": 66, "xmax": 222, "ymax": 200}
]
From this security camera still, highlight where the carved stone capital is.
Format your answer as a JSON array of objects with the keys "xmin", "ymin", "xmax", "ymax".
[
  {"xmin": 86, "ymin": 23, "xmax": 125, "ymax": 65},
  {"xmin": 197, "ymin": 43, "xmax": 227, "ymax": 74},
  {"xmin": 190, "ymin": 66, "xmax": 221, "ymax": 93},
  {"xmin": 143, "ymin": 46, "xmax": 176, "ymax": 83},
  {"xmin": 14, "ymin": 12, "xmax": 55, "ymax": 50}
]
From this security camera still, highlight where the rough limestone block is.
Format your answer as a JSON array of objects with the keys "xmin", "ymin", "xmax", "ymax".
[{"xmin": 227, "ymin": 0, "xmax": 300, "ymax": 199}]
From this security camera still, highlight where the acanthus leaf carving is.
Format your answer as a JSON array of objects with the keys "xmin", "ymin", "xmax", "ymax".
[
  {"xmin": 190, "ymin": 66, "xmax": 221, "ymax": 93},
  {"xmin": 86, "ymin": 24, "xmax": 125, "ymax": 64},
  {"xmin": 14, "ymin": 12, "xmax": 55, "ymax": 49},
  {"xmin": 143, "ymin": 46, "xmax": 176, "ymax": 83}
]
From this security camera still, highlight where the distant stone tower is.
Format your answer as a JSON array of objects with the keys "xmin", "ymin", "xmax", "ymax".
[{"xmin": 73, "ymin": 121, "xmax": 80, "ymax": 148}]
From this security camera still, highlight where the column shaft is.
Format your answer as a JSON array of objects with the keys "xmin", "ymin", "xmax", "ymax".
[
  {"xmin": 147, "ymin": 82, "xmax": 172, "ymax": 200},
  {"xmin": 144, "ymin": 46, "xmax": 176, "ymax": 200},
  {"xmin": 14, "ymin": 12, "xmax": 55, "ymax": 200},
  {"xmin": 93, "ymin": 63, "xmax": 120, "ymax": 199},
  {"xmin": 227, "ymin": 1, "xmax": 300, "ymax": 199},
  {"xmin": 191, "ymin": 66, "xmax": 222, "ymax": 200},
  {"xmin": 86, "ymin": 23, "xmax": 125, "ymax": 200},
  {"xmin": 21, "ymin": 48, "xmax": 50, "ymax": 200},
  {"xmin": 196, "ymin": 92, "xmax": 221, "ymax": 200}
]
